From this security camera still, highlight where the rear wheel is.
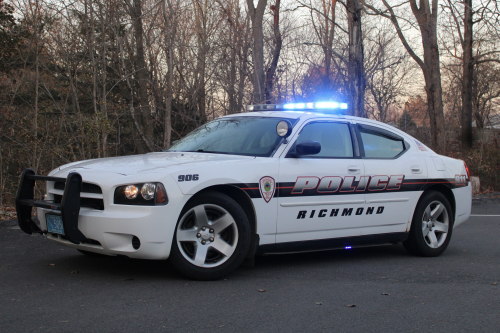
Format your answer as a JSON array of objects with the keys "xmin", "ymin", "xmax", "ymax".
[
  {"xmin": 169, "ymin": 191, "xmax": 251, "ymax": 280},
  {"xmin": 403, "ymin": 191, "xmax": 454, "ymax": 257}
]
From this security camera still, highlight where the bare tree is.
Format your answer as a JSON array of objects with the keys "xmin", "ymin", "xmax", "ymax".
[
  {"xmin": 124, "ymin": 0, "xmax": 153, "ymax": 152},
  {"xmin": 364, "ymin": 23, "xmax": 409, "ymax": 123},
  {"xmin": 264, "ymin": 1, "xmax": 282, "ymax": 103},
  {"xmin": 441, "ymin": 0, "xmax": 500, "ymax": 147},
  {"xmin": 300, "ymin": 0, "xmax": 340, "ymax": 96},
  {"xmin": 461, "ymin": 0, "xmax": 473, "ymax": 147},
  {"xmin": 364, "ymin": 0, "xmax": 446, "ymax": 151},
  {"xmin": 216, "ymin": 0, "xmax": 252, "ymax": 113},
  {"xmin": 161, "ymin": 0, "xmax": 176, "ymax": 149},
  {"xmin": 246, "ymin": 0, "xmax": 267, "ymax": 103},
  {"xmin": 346, "ymin": 0, "xmax": 365, "ymax": 117}
]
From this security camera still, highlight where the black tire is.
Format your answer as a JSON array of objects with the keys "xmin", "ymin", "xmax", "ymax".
[
  {"xmin": 403, "ymin": 190, "xmax": 454, "ymax": 257},
  {"xmin": 77, "ymin": 249, "xmax": 106, "ymax": 257},
  {"xmin": 169, "ymin": 191, "xmax": 251, "ymax": 280}
]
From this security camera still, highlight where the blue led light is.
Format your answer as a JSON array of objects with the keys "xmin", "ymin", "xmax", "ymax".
[
  {"xmin": 247, "ymin": 102, "xmax": 349, "ymax": 112},
  {"xmin": 345, "ymin": 246, "xmax": 352, "ymax": 249}
]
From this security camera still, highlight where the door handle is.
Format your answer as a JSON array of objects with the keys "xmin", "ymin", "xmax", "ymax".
[
  {"xmin": 411, "ymin": 165, "xmax": 422, "ymax": 174},
  {"xmin": 348, "ymin": 166, "xmax": 361, "ymax": 174}
]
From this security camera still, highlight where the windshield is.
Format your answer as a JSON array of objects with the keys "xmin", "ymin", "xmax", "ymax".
[{"xmin": 168, "ymin": 117, "xmax": 296, "ymax": 157}]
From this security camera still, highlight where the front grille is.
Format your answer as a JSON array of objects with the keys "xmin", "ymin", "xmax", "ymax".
[
  {"xmin": 54, "ymin": 181, "xmax": 102, "ymax": 194},
  {"xmin": 53, "ymin": 194, "xmax": 104, "ymax": 210}
]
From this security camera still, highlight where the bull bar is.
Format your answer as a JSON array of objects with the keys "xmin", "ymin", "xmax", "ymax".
[{"xmin": 15, "ymin": 169, "xmax": 88, "ymax": 244}]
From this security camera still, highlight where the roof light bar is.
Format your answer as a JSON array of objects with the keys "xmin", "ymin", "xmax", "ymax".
[{"xmin": 246, "ymin": 102, "xmax": 348, "ymax": 112}]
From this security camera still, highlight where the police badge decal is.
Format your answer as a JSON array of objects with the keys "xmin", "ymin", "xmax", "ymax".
[{"xmin": 259, "ymin": 176, "xmax": 276, "ymax": 203}]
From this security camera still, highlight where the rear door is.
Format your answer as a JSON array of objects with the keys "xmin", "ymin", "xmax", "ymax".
[
  {"xmin": 276, "ymin": 119, "xmax": 366, "ymax": 243},
  {"xmin": 355, "ymin": 122, "xmax": 428, "ymax": 236}
]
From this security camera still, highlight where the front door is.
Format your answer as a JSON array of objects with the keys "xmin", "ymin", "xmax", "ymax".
[{"xmin": 276, "ymin": 120, "xmax": 366, "ymax": 243}]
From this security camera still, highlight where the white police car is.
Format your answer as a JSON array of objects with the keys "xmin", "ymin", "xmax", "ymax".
[{"xmin": 16, "ymin": 102, "xmax": 472, "ymax": 280}]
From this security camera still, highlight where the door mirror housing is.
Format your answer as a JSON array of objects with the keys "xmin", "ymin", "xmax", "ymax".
[{"xmin": 292, "ymin": 140, "xmax": 321, "ymax": 157}]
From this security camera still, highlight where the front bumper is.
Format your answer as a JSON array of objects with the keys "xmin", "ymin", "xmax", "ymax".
[
  {"xmin": 16, "ymin": 169, "xmax": 186, "ymax": 260},
  {"xmin": 37, "ymin": 205, "xmax": 173, "ymax": 259}
]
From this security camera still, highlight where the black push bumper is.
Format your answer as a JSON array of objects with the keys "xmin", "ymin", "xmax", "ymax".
[{"xmin": 15, "ymin": 169, "xmax": 88, "ymax": 244}]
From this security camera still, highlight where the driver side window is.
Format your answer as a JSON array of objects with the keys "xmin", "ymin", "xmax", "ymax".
[{"xmin": 293, "ymin": 122, "xmax": 354, "ymax": 158}]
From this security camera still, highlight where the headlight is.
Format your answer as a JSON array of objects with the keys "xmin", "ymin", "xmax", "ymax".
[
  {"xmin": 141, "ymin": 183, "xmax": 156, "ymax": 200},
  {"xmin": 124, "ymin": 185, "xmax": 139, "ymax": 199},
  {"xmin": 114, "ymin": 183, "xmax": 168, "ymax": 206}
]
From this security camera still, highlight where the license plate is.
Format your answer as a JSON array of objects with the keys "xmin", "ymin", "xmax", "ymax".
[{"xmin": 46, "ymin": 214, "xmax": 65, "ymax": 235}]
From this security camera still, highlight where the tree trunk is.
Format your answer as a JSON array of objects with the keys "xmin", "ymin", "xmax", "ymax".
[
  {"xmin": 379, "ymin": 0, "xmax": 446, "ymax": 151},
  {"xmin": 33, "ymin": 0, "xmax": 40, "ymax": 170},
  {"xmin": 237, "ymin": 27, "xmax": 251, "ymax": 112},
  {"xmin": 265, "ymin": 1, "xmax": 282, "ymax": 104},
  {"xmin": 162, "ymin": 0, "xmax": 174, "ymax": 149},
  {"xmin": 324, "ymin": 0, "xmax": 337, "ymax": 82},
  {"xmin": 347, "ymin": 0, "xmax": 365, "ymax": 118},
  {"xmin": 100, "ymin": 6, "xmax": 108, "ymax": 157},
  {"xmin": 461, "ymin": 0, "xmax": 473, "ymax": 148},
  {"xmin": 131, "ymin": 0, "xmax": 153, "ymax": 150},
  {"xmin": 228, "ymin": 1, "xmax": 237, "ymax": 114},
  {"xmin": 193, "ymin": 0, "xmax": 207, "ymax": 123},
  {"xmin": 246, "ymin": 0, "xmax": 267, "ymax": 104},
  {"xmin": 415, "ymin": 0, "xmax": 445, "ymax": 151}
]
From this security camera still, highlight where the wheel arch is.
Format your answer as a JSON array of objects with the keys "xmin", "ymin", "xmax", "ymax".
[
  {"xmin": 187, "ymin": 184, "xmax": 258, "ymax": 259},
  {"xmin": 421, "ymin": 184, "xmax": 456, "ymax": 220}
]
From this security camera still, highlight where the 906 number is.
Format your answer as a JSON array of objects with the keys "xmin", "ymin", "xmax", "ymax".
[{"xmin": 178, "ymin": 174, "xmax": 199, "ymax": 182}]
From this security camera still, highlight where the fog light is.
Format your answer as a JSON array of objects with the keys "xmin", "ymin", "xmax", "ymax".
[{"xmin": 132, "ymin": 236, "xmax": 141, "ymax": 250}]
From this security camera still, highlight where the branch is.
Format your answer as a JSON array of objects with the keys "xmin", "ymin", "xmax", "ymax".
[
  {"xmin": 295, "ymin": 1, "xmax": 348, "ymax": 34},
  {"xmin": 374, "ymin": 0, "xmax": 426, "ymax": 71},
  {"xmin": 475, "ymin": 58, "xmax": 500, "ymax": 65}
]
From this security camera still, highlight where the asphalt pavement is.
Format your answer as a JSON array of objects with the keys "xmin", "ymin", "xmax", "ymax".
[{"xmin": 1, "ymin": 199, "xmax": 499, "ymax": 332}]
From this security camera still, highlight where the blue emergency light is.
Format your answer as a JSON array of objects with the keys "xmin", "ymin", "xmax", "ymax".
[{"xmin": 246, "ymin": 102, "xmax": 348, "ymax": 112}]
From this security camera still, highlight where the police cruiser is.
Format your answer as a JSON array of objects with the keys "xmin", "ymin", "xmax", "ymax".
[{"xmin": 16, "ymin": 102, "xmax": 472, "ymax": 280}]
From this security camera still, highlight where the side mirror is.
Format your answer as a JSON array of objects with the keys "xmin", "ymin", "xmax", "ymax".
[{"xmin": 293, "ymin": 140, "xmax": 321, "ymax": 156}]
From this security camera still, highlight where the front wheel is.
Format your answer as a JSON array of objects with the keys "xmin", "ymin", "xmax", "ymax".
[
  {"xmin": 403, "ymin": 191, "xmax": 454, "ymax": 257},
  {"xmin": 169, "ymin": 191, "xmax": 251, "ymax": 280}
]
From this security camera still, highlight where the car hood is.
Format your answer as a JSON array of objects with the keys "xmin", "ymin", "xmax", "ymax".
[{"xmin": 51, "ymin": 152, "xmax": 255, "ymax": 176}]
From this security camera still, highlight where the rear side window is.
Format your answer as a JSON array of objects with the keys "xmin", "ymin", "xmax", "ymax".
[{"xmin": 358, "ymin": 125, "xmax": 406, "ymax": 158}]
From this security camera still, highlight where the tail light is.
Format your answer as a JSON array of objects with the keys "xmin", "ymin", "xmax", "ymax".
[{"xmin": 463, "ymin": 161, "xmax": 470, "ymax": 180}]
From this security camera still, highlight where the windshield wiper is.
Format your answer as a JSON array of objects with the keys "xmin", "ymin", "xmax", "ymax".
[{"xmin": 186, "ymin": 149, "xmax": 233, "ymax": 155}]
